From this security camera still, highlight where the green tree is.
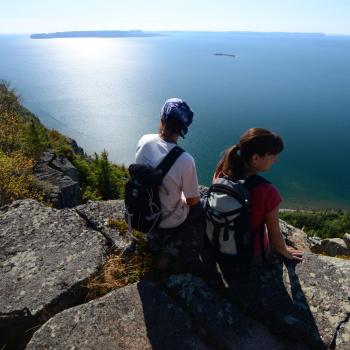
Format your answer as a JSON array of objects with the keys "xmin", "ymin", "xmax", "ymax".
[
  {"xmin": 47, "ymin": 129, "xmax": 74, "ymax": 159},
  {"xmin": 21, "ymin": 119, "xmax": 48, "ymax": 159},
  {"xmin": 0, "ymin": 80, "xmax": 21, "ymax": 114},
  {"xmin": 95, "ymin": 150, "xmax": 119, "ymax": 199}
]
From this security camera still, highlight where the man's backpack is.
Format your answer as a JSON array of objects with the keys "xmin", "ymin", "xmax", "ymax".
[
  {"xmin": 205, "ymin": 175, "xmax": 270, "ymax": 266},
  {"xmin": 124, "ymin": 146, "xmax": 184, "ymax": 233}
]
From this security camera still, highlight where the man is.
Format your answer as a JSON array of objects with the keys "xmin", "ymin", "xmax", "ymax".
[{"xmin": 135, "ymin": 98, "xmax": 203, "ymax": 232}]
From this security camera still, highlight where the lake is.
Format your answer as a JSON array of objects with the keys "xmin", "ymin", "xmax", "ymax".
[{"xmin": 1, "ymin": 32, "xmax": 350, "ymax": 209}]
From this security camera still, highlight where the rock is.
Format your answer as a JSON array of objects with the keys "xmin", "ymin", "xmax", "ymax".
[
  {"xmin": 279, "ymin": 219, "xmax": 311, "ymax": 251},
  {"xmin": 0, "ymin": 199, "xmax": 108, "ymax": 350},
  {"xmin": 343, "ymin": 233, "xmax": 350, "ymax": 248},
  {"xmin": 50, "ymin": 154, "xmax": 79, "ymax": 182},
  {"xmin": 310, "ymin": 238, "xmax": 350, "ymax": 256},
  {"xmin": 165, "ymin": 274, "xmax": 306, "ymax": 349},
  {"xmin": 27, "ymin": 280, "xmax": 210, "ymax": 350},
  {"xmin": 146, "ymin": 219, "xmax": 210, "ymax": 277},
  {"xmin": 198, "ymin": 185, "xmax": 209, "ymax": 197},
  {"xmin": 34, "ymin": 151, "xmax": 82, "ymax": 208},
  {"xmin": 75, "ymin": 200, "xmax": 134, "ymax": 253},
  {"xmin": 66, "ymin": 137, "xmax": 84, "ymax": 156},
  {"xmin": 307, "ymin": 236, "xmax": 322, "ymax": 246},
  {"xmin": 2, "ymin": 197, "xmax": 350, "ymax": 349},
  {"xmin": 221, "ymin": 253, "xmax": 350, "ymax": 349}
]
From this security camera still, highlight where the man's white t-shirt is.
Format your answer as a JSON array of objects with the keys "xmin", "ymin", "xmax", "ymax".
[{"xmin": 135, "ymin": 134, "xmax": 199, "ymax": 228}]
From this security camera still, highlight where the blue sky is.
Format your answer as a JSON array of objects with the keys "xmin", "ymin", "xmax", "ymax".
[{"xmin": 1, "ymin": 0, "xmax": 350, "ymax": 34}]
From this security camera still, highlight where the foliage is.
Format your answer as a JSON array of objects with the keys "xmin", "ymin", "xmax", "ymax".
[
  {"xmin": 0, "ymin": 151, "xmax": 43, "ymax": 206},
  {"xmin": 0, "ymin": 80, "xmax": 21, "ymax": 114},
  {"xmin": 72, "ymin": 151, "xmax": 129, "ymax": 202},
  {"xmin": 21, "ymin": 119, "xmax": 49, "ymax": 159},
  {"xmin": 46, "ymin": 129, "xmax": 74, "ymax": 160},
  {"xmin": 279, "ymin": 210, "xmax": 350, "ymax": 239},
  {"xmin": 0, "ymin": 81, "xmax": 129, "ymax": 205},
  {"xmin": 0, "ymin": 111, "xmax": 26, "ymax": 154}
]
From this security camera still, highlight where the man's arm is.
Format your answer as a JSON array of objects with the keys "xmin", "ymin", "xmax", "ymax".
[{"xmin": 181, "ymin": 155, "xmax": 200, "ymax": 206}]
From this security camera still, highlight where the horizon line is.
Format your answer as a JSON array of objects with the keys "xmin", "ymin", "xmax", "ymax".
[{"xmin": 1, "ymin": 29, "xmax": 350, "ymax": 36}]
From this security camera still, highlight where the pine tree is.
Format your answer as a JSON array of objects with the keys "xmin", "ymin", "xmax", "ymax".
[
  {"xmin": 22, "ymin": 119, "xmax": 48, "ymax": 159},
  {"xmin": 96, "ymin": 150, "xmax": 118, "ymax": 199}
]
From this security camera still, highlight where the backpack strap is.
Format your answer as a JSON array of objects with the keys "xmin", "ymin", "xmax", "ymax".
[
  {"xmin": 243, "ymin": 174, "xmax": 270, "ymax": 190},
  {"xmin": 244, "ymin": 174, "xmax": 271, "ymax": 263},
  {"xmin": 156, "ymin": 146, "xmax": 184, "ymax": 179}
]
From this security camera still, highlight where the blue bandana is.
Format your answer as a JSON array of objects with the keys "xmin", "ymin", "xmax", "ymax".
[{"xmin": 160, "ymin": 98, "xmax": 194, "ymax": 138}]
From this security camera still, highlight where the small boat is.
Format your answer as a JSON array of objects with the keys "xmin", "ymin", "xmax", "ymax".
[{"xmin": 214, "ymin": 53, "xmax": 236, "ymax": 58}]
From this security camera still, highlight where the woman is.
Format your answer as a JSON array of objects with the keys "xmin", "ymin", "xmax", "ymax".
[{"xmin": 213, "ymin": 128, "xmax": 302, "ymax": 262}]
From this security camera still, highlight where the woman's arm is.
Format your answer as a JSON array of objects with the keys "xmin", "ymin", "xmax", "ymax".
[
  {"xmin": 265, "ymin": 206, "xmax": 303, "ymax": 261},
  {"xmin": 186, "ymin": 196, "xmax": 200, "ymax": 206}
]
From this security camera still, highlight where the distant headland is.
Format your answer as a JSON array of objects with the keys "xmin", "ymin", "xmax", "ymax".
[{"xmin": 30, "ymin": 30, "xmax": 160, "ymax": 39}]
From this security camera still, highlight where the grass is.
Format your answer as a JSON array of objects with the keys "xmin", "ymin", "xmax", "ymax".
[{"xmin": 86, "ymin": 219, "xmax": 153, "ymax": 301}]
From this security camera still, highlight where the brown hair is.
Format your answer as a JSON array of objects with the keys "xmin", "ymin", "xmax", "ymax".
[
  {"xmin": 158, "ymin": 117, "xmax": 183, "ymax": 139},
  {"xmin": 214, "ymin": 128, "xmax": 284, "ymax": 180}
]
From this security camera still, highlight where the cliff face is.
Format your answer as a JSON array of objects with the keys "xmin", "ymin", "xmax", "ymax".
[
  {"xmin": 1, "ymin": 199, "xmax": 349, "ymax": 350},
  {"xmin": 34, "ymin": 151, "xmax": 82, "ymax": 208}
]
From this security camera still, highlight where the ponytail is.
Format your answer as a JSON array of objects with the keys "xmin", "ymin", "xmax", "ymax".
[{"xmin": 214, "ymin": 144, "xmax": 245, "ymax": 180}]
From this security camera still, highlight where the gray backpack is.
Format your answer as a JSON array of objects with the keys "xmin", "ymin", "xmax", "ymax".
[{"xmin": 205, "ymin": 175, "xmax": 269, "ymax": 265}]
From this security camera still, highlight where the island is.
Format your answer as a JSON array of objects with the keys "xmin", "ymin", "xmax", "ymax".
[
  {"xmin": 30, "ymin": 30, "xmax": 160, "ymax": 39},
  {"xmin": 214, "ymin": 53, "xmax": 236, "ymax": 58}
]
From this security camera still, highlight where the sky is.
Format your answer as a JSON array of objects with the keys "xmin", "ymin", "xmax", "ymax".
[{"xmin": 1, "ymin": 0, "xmax": 350, "ymax": 35}]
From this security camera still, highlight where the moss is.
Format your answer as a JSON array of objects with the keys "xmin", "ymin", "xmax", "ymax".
[
  {"xmin": 108, "ymin": 218, "xmax": 140, "ymax": 237},
  {"xmin": 335, "ymin": 255, "xmax": 350, "ymax": 260}
]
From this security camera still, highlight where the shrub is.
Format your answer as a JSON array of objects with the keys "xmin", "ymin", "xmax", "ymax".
[
  {"xmin": 47, "ymin": 129, "xmax": 74, "ymax": 159},
  {"xmin": 0, "ymin": 80, "xmax": 21, "ymax": 114},
  {"xmin": 72, "ymin": 151, "xmax": 129, "ymax": 201},
  {"xmin": 21, "ymin": 119, "xmax": 48, "ymax": 159},
  {"xmin": 0, "ymin": 81, "xmax": 129, "ymax": 204},
  {"xmin": 0, "ymin": 111, "xmax": 26, "ymax": 154},
  {"xmin": 0, "ymin": 151, "xmax": 43, "ymax": 206},
  {"xmin": 279, "ymin": 210, "xmax": 350, "ymax": 239}
]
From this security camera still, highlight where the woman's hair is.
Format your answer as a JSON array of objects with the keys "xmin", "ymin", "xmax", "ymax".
[
  {"xmin": 214, "ymin": 128, "xmax": 284, "ymax": 180},
  {"xmin": 159, "ymin": 117, "xmax": 183, "ymax": 139}
]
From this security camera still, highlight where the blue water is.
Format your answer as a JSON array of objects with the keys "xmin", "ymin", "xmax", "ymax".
[{"xmin": 1, "ymin": 32, "xmax": 350, "ymax": 209}]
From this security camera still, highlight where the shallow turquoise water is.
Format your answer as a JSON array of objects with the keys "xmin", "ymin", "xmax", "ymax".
[{"xmin": 1, "ymin": 33, "xmax": 350, "ymax": 208}]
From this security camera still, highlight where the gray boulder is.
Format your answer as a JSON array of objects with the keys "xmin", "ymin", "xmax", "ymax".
[
  {"xmin": 34, "ymin": 151, "xmax": 81, "ymax": 208},
  {"xmin": 27, "ymin": 280, "xmax": 210, "ymax": 350},
  {"xmin": 165, "ymin": 274, "xmax": 306, "ymax": 349},
  {"xmin": 310, "ymin": 237, "xmax": 350, "ymax": 257},
  {"xmin": 279, "ymin": 219, "xmax": 311, "ymax": 251},
  {"xmin": 66, "ymin": 137, "xmax": 84, "ymax": 156},
  {"xmin": 222, "ymin": 253, "xmax": 350, "ymax": 349},
  {"xmin": 0, "ymin": 199, "xmax": 108, "ymax": 349},
  {"xmin": 27, "ymin": 275, "xmax": 299, "ymax": 350},
  {"xmin": 344, "ymin": 233, "xmax": 350, "ymax": 247},
  {"xmin": 75, "ymin": 200, "xmax": 134, "ymax": 254}
]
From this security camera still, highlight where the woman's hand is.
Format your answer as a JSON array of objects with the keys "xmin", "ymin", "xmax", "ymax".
[
  {"xmin": 265, "ymin": 207, "xmax": 303, "ymax": 262},
  {"xmin": 280, "ymin": 246, "xmax": 303, "ymax": 262}
]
